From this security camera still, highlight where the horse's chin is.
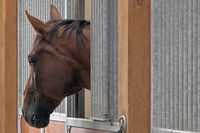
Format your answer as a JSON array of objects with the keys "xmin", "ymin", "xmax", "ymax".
[{"xmin": 34, "ymin": 120, "xmax": 49, "ymax": 128}]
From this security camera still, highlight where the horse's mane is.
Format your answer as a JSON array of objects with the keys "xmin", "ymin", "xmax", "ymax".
[{"xmin": 46, "ymin": 19, "xmax": 90, "ymax": 43}]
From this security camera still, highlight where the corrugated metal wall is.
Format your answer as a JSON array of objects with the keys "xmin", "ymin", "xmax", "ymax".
[
  {"xmin": 91, "ymin": 0, "xmax": 118, "ymax": 121},
  {"xmin": 152, "ymin": 0, "xmax": 200, "ymax": 132},
  {"xmin": 66, "ymin": 0, "xmax": 85, "ymax": 19}
]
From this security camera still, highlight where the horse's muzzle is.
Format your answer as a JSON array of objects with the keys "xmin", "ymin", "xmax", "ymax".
[{"xmin": 24, "ymin": 112, "xmax": 50, "ymax": 128}]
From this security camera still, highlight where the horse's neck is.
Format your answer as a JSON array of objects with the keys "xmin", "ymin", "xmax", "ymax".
[
  {"xmin": 73, "ymin": 47, "xmax": 90, "ymax": 89},
  {"xmin": 63, "ymin": 36, "xmax": 90, "ymax": 89}
]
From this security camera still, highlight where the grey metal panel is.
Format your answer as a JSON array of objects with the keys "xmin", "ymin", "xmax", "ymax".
[
  {"xmin": 197, "ymin": 1, "xmax": 200, "ymax": 131},
  {"xmin": 91, "ymin": 0, "xmax": 118, "ymax": 121},
  {"xmin": 108, "ymin": 0, "xmax": 118, "ymax": 122},
  {"xmin": 66, "ymin": 0, "xmax": 85, "ymax": 19},
  {"xmin": 152, "ymin": 0, "xmax": 200, "ymax": 132}
]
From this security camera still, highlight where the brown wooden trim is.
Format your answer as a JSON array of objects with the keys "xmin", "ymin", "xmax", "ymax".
[
  {"xmin": 118, "ymin": 0, "xmax": 151, "ymax": 132},
  {"xmin": 0, "ymin": 0, "xmax": 5, "ymax": 131},
  {"xmin": 118, "ymin": 0, "xmax": 129, "ymax": 128},
  {"xmin": 85, "ymin": 0, "xmax": 91, "ymax": 20},
  {"xmin": 0, "ymin": 0, "xmax": 18, "ymax": 132}
]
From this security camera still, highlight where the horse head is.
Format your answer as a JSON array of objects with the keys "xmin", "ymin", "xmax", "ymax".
[{"xmin": 22, "ymin": 5, "xmax": 90, "ymax": 128}]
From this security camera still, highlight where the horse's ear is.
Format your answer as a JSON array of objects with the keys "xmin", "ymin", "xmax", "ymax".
[
  {"xmin": 50, "ymin": 5, "xmax": 61, "ymax": 20},
  {"xmin": 25, "ymin": 11, "xmax": 49, "ymax": 35}
]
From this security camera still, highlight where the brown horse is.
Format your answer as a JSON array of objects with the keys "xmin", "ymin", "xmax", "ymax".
[{"xmin": 22, "ymin": 5, "xmax": 90, "ymax": 128}]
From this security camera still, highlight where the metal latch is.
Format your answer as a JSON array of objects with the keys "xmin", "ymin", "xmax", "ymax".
[
  {"xmin": 118, "ymin": 115, "xmax": 126, "ymax": 133},
  {"xmin": 65, "ymin": 115, "xmax": 126, "ymax": 133}
]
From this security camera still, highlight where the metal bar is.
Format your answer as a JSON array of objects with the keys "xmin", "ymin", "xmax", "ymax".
[
  {"xmin": 41, "ymin": 128, "xmax": 45, "ymax": 133},
  {"xmin": 50, "ymin": 113, "xmax": 66, "ymax": 122},
  {"xmin": 18, "ymin": 108, "xmax": 22, "ymax": 133},
  {"xmin": 66, "ymin": 117, "xmax": 120, "ymax": 132},
  {"xmin": 18, "ymin": 114, "xmax": 22, "ymax": 133},
  {"xmin": 65, "ymin": 98, "xmax": 70, "ymax": 133},
  {"xmin": 152, "ymin": 128, "xmax": 200, "ymax": 133}
]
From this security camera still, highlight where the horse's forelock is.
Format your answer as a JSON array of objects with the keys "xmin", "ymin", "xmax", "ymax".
[{"xmin": 45, "ymin": 19, "xmax": 90, "ymax": 43}]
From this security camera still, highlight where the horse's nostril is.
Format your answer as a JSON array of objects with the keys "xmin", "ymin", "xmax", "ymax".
[{"xmin": 32, "ymin": 114, "xmax": 37, "ymax": 121}]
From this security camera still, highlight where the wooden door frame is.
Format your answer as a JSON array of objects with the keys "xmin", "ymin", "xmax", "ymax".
[
  {"xmin": 118, "ymin": 0, "xmax": 151, "ymax": 133},
  {"xmin": 0, "ymin": 0, "xmax": 18, "ymax": 132}
]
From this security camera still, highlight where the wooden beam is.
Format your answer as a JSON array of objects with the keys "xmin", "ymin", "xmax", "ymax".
[
  {"xmin": 118, "ymin": 0, "xmax": 151, "ymax": 132},
  {"xmin": 85, "ymin": 0, "xmax": 91, "ymax": 20},
  {"xmin": 118, "ymin": 0, "xmax": 129, "ymax": 127},
  {"xmin": 0, "ymin": 0, "xmax": 18, "ymax": 132},
  {"xmin": 0, "ymin": 0, "xmax": 5, "ymax": 131}
]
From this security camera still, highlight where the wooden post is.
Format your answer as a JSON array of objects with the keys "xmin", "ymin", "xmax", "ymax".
[
  {"xmin": 118, "ymin": 0, "xmax": 151, "ymax": 132},
  {"xmin": 0, "ymin": 0, "xmax": 18, "ymax": 132}
]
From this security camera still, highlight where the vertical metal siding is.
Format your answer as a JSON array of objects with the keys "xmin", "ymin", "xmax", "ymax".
[
  {"xmin": 152, "ymin": 0, "xmax": 200, "ymax": 132},
  {"xmin": 66, "ymin": 0, "xmax": 85, "ymax": 19},
  {"xmin": 91, "ymin": 0, "xmax": 118, "ymax": 121}
]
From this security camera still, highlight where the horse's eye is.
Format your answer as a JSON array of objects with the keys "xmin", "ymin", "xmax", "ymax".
[{"xmin": 28, "ymin": 56, "xmax": 36, "ymax": 65}]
